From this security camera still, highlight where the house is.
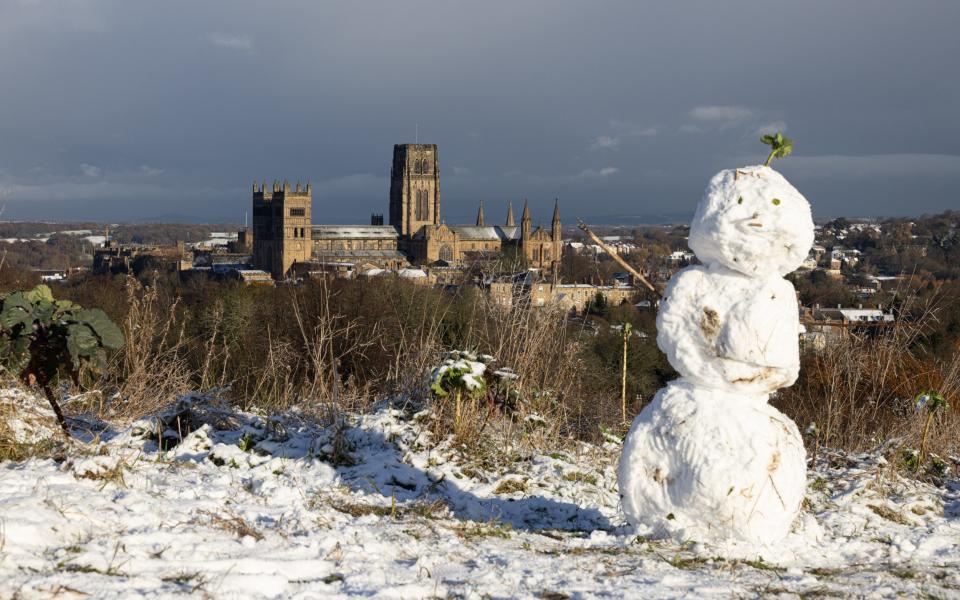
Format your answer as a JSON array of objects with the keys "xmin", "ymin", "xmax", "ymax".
[{"xmin": 800, "ymin": 304, "xmax": 895, "ymax": 346}]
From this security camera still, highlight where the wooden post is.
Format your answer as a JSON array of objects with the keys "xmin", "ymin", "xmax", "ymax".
[
  {"xmin": 575, "ymin": 220, "xmax": 659, "ymax": 294},
  {"xmin": 621, "ymin": 322, "xmax": 632, "ymax": 424}
]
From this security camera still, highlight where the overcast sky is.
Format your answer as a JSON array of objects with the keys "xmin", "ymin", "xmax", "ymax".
[{"xmin": 1, "ymin": 1, "xmax": 958, "ymax": 224}]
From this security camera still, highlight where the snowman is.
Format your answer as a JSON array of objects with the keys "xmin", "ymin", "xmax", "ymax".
[{"xmin": 618, "ymin": 134, "xmax": 815, "ymax": 545}]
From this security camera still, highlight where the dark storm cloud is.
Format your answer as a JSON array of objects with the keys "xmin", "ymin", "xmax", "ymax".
[{"xmin": 1, "ymin": 0, "xmax": 958, "ymax": 223}]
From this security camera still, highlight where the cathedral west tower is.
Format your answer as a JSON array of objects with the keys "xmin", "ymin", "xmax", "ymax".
[{"xmin": 389, "ymin": 144, "xmax": 440, "ymax": 237}]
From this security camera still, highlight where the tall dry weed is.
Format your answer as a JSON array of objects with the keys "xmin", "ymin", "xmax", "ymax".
[
  {"xmin": 106, "ymin": 277, "xmax": 192, "ymax": 421},
  {"xmin": 775, "ymin": 291, "xmax": 960, "ymax": 458}
]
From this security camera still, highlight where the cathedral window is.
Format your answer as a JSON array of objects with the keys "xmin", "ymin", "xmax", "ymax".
[{"xmin": 415, "ymin": 189, "xmax": 429, "ymax": 221}]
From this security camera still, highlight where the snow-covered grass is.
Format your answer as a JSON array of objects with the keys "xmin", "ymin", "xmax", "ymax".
[{"xmin": 1, "ymin": 389, "xmax": 958, "ymax": 598}]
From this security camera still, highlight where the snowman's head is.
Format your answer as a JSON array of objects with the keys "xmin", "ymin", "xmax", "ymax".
[{"xmin": 689, "ymin": 165, "xmax": 814, "ymax": 278}]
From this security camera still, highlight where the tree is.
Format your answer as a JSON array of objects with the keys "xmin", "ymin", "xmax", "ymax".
[
  {"xmin": 0, "ymin": 285, "xmax": 124, "ymax": 432},
  {"xmin": 585, "ymin": 291, "xmax": 608, "ymax": 316}
]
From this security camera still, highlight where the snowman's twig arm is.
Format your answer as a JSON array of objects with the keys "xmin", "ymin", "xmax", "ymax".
[{"xmin": 576, "ymin": 220, "xmax": 659, "ymax": 294}]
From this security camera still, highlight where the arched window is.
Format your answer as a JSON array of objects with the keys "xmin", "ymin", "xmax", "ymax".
[
  {"xmin": 414, "ymin": 189, "xmax": 429, "ymax": 221},
  {"xmin": 439, "ymin": 245, "xmax": 453, "ymax": 262},
  {"xmin": 421, "ymin": 159, "xmax": 429, "ymax": 174},
  {"xmin": 415, "ymin": 190, "xmax": 427, "ymax": 220}
]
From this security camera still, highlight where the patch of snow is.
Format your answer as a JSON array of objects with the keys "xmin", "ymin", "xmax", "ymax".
[{"xmin": 0, "ymin": 389, "xmax": 958, "ymax": 597}]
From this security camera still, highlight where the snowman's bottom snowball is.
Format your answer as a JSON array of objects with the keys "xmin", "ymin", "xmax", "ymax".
[{"xmin": 617, "ymin": 380, "xmax": 806, "ymax": 545}]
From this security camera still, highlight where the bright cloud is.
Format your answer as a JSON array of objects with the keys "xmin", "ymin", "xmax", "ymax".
[
  {"xmin": 609, "ymin": 120, "xmax": 658, "ymax": 137},
  {"xmin": 589, "ymin": 121, "xmax": 657, "ymax": 151},
  {"xmin": 781, "ymin": 153, "xmax": 960, "ymax": 179},
  {"xmin": 579, "ymin": 166, "xmax": 619, "ymax": 178},
  {"xmin": 139, "ymin": 165, "xmax": 165, "ymax": 176},
  {"xmin": 588, "ymin": 135, "xmax": 620, "ymax": 151},
  {"xmin": 690, "ymin": 105, "xmax": 753, "ymax": 121},
  {"xmin": 206, "ymin": 32, "xmax": 254, "ymax": 53},
  {"xmin": 80, "ymin": 163, "xmax": 101, "ymax": 177}
]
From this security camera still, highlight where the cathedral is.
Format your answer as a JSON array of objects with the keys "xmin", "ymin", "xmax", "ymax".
[{"xmin": 249, "ymin": 144, "xmax": 562, "ymax": 279}]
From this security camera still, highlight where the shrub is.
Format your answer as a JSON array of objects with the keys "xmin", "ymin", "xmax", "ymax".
[{"xmin": 0, "ymin": 285, "xmax": 123, "ymax": 431}]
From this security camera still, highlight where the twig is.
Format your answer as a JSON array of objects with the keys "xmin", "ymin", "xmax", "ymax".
[{"xmin": 575, "ymin": 220, "xmax": 658, "ymax": 294}]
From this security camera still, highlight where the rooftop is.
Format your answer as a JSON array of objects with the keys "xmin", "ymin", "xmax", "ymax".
[
  {"xmin": 311, "ymin": 249, "xmax": 407, "ymax": 259},
  {"xmin": 311, "ymin": 225, "xmax": 400, "ymax": 240},
  {"xmin": 450, "ymin": 225, "xmax": 521, "ymax": 241}
]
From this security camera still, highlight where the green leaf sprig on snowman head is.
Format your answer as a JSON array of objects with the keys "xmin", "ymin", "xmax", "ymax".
[{"xmin": 761, "ymin": 132, "xmax": 793, "ymax": 167}]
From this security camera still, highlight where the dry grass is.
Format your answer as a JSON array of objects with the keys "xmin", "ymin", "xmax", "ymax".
[
  {"xmin": 0, "ymin": 390, "xmax": 64, "ymax": 461},
  {"xmin": 104, "ymin": 277, "xmax": 193, "ymax": 421},
  {"xmin": 493, "ymin": 478, "xmax": 527, "ymax": 495},
  {"xmin": 197, "ymin": 509, "xmax": 263, "ymax": 541},
  {"xmin": 776, "ymin": 291, "xmax": 960, "ymax": 462},
  {"xmin": 2, "ymin": 265, "xmax": 954, "ymax": 468},
  {"xmin": 324, "ymin": 497, "xmax": 449, "ymax": 520}
]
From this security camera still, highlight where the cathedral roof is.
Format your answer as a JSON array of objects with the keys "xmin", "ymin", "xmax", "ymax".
[
  {"xmin": 311, "ymin": 225, "xmax": 400, "ymax": 240},
  {"xmin": 311, "ymin": 249, "xmax": 407, "ymax": 259},
  {"xmin": 451, "ymin": 225, "xmax": 521, "ymax": 241}
]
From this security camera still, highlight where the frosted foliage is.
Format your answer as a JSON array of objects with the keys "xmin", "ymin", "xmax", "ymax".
[
  {"xmin": 689, "ymin": 165, "xmax": 814, "ymax": 278},
  {"xmin": 618, "ymin": 166, "xmax": 814, "ymax": 548},
  {"xmin": 618, "ymin": 382, "xmax": 807, "ymax": 544}
]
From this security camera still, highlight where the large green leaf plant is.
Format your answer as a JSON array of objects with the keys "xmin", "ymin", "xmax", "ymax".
[{"xmin": 0, "ymin": 285, "xmax": 124, "ymax": 432}]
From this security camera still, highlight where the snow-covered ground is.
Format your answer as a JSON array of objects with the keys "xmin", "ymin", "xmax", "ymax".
[{"xmin": 1, "ymin": 389, "xmax": 958, "ymax": 599}]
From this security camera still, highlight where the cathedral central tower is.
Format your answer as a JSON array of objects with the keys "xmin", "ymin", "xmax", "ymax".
[{"xmin": 389, "ymin": 144, "xmax": 440, "ymax": 236}]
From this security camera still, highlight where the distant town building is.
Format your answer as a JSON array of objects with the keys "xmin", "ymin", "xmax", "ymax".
[
  {"xmin": 486, "ymin": 272, "xmax": 635, "ymax": 314},
  {"xmin": 93, "ymin": 239, "xmax": 191, "ymax": 274},
  {"xmin": 800, "ymin": 304, "xmax": 895, "ymax": 348}
]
